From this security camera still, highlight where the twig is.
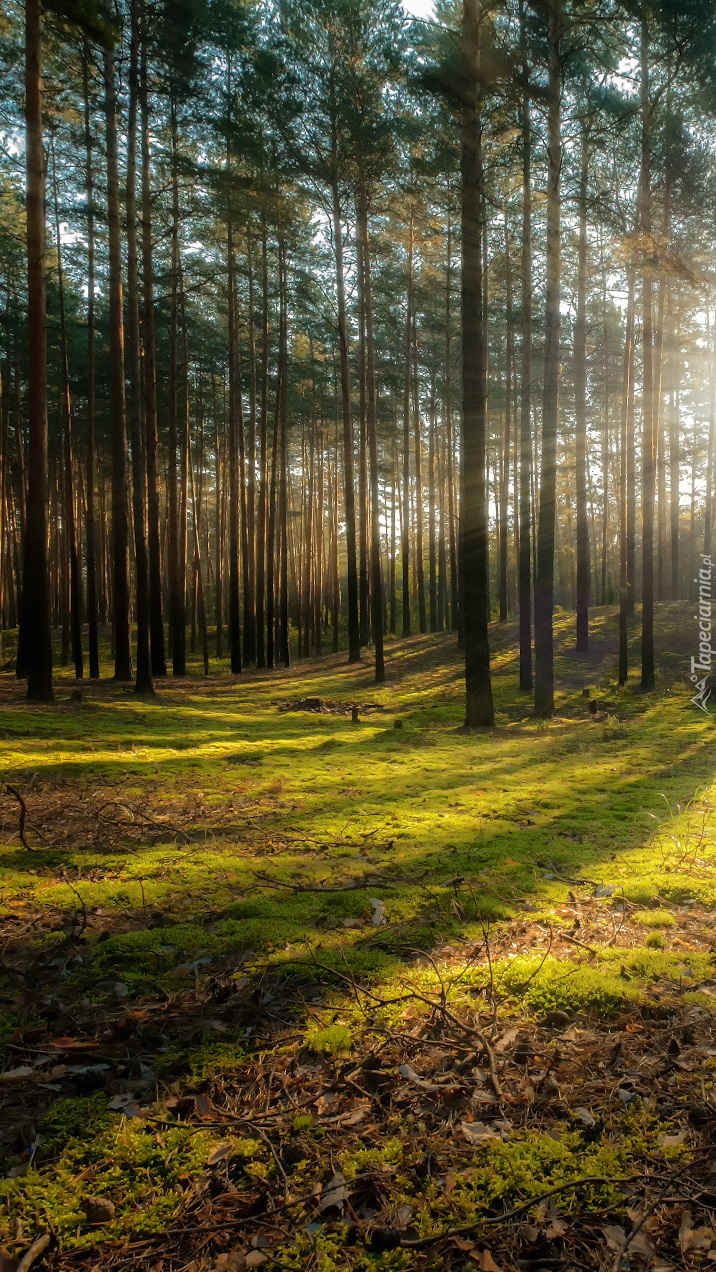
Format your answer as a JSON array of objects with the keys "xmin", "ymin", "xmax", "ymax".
[
  {"xmin": 59, "ymin": 871, "xmax": 88, "ymax": 935},
  {"xmin": 6, "ymin": 785, "xmax": 31, "ymax": 850},
  {"xmin": 536, "ymin": 922, "xmax": 597, "ymax": 957},
  {"xmin": 251, "ymin": 870, "xmax": 396, "ymax": 893},
  {"xmin": 610, "ymin": 1158, "xmax": 703, "ymax": 1272},
  {"xmin": 16, "ymin": 1232, "xmax": 51, "ymax": 1272}
]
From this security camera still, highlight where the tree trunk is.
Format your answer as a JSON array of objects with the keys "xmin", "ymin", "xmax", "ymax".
[
  {"xmin": 574, "ymin": 117, "xmax": 590, "ymax": 651},
  {"xmin": 140, "ymin": 20, "xmax": 166, "ymax": 677},
  {"xmin": 226, "ymin": 107, "xmax": 242, "ymax": 675},
  {"xmin": 83, "ymin": 48, "xmax": 100, "ymax": 680},
  {"xmin": 499, "ymin": 218, "xmax": 512, "ymax": 623},
  {"xmin": 255, "ymin": 219, "xmax": 269, "ymax": 668},
  {"xmin": 402, "ymin": 214, "xmax": 413, "ymax": 637},
  {"xmin": 461, "ymin": 0, "xmax": 494, "ymax": 728},
  {"xmin": 640, "ymin": 17, "xmax": 656, "ymax": 691},
  {"xmin": 357, "ymin": 185, "xmax": 385, "ymax": 683},
  {"xmin": 534, "ymin": 0, "xmax": 561, "ymax": 719},
  {"xmin": 329, "ymin": 144, "xmax": 360, "ymax": 663},
  {"xmin": 50, "ymin": 128, "xmax": 83, "ymax": 681},
  {"xmin": 103, "ymin": 14, "xmax": 132, "ymax": 682},
  {"xmin": 127, "ymin": 0, "xmax": 153, "ymax": 694},
  {"xmin": 19, "ymin": 0, "xmax": 53, "ymax": 700},
  {"xmin": 518, "ymin": 0, "xmax": 532, "ymax": 692}
]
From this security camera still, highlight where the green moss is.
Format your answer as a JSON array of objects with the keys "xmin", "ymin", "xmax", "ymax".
[
  {"xmin": 497, "ymin": 956, "xmax": 639, "ymax": 1018},
  {"xmin": 646, "ymin": 932, "xmax": 666, "ymax": 949},
  {"xmin": 0, "ymin": 1118, "xmax": 248, "ymax": 1250},
  {"xmin": 635, "ymin": 909, "xmax": 676, "ymax": 928},
  {"xmin": 303, "ymin": 1022, "xmax": 352, "ymax": 1055}
]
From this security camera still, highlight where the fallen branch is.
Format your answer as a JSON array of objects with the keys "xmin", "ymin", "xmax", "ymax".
[
  {"xmin": 6, "ymin": 784, "xmax": 30, "ymax": 850},
  {"xmin": 252, "ymin": 869, "xmax": 397, "ymax": 893},
  {"xmin": 17, "ymin": 1232, "xmax": 51, "ymax": 1272}
]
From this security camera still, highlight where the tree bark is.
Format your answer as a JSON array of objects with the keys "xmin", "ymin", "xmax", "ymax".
[
  {"xmin": 357, "ymin": 184, "xmax": 385, "ymax": 682},
  {"xmin": 81, "ymin": 48, "xmax": 100, "ymax": 680},
  {"xmin": 50, "ymin": 128, "xmax": 83, "ymax": 681},
  {"xmin": 19, "ymin": 0, "xmax": 53, "ymax": 699},
  {"xmin": 461, "ymin": 0, "xmax": 494, "ymax": 728},
  {"xmin": 534, "ymin": 0, "xmax": 561, "ymax": 718},
  {"xmin": 574, "ymin": 117, "xmax": 590, "ymax": 651},
  {"xmin": 127, "ymin": 0, "xmax": 153, "ymax": 694},
  {"xmin": 103, "ymin": 14, "xmax": 132, "ymax": 682},
  {"xmin": 518, "ymin": 0, "xmax": 532, "ymax": 692},
  {"xmin": 140, "ymin": 20, "xmax": 166, "ymax": 677},
  {"xmin": 640, "ymin": 17, "xmax": 656, "ymax": 691}
]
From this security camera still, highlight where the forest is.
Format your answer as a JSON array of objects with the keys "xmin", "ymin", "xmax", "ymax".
[{"xmin": 1, "ymin": 0, "xmax": 716, "ymax": 1267}]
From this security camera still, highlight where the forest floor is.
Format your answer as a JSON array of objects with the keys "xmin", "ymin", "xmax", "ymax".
[{"xmin": 1, "ymin": 603, "xmax": 716, "ymax": 1272}]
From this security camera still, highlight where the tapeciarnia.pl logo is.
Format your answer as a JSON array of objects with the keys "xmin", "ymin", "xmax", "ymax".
[{"xmin": 691, "ymin": 553, "xmax": 713, "ymax": 713}]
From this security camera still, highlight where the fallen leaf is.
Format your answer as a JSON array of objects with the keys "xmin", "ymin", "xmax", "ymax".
[
  {"xmin": 602, "ymin": 1225, "xmax": 626, "ymax": 1252},
  {"xmin": 573, "ymin": 1107, "xmax": 596, "ymax": 1128},
  {"xmin": 460, "ymin": 1121, "xmax": 499, "ymax": 1144},
  {"xmin": 680, "ymin": 1211, "xmax": 714, "ymax": 1253},
  {"xmin": 545, "ymin": 1218, "xmax": 568, "ymax": 1239},
  {"xmin": 206, "ymin": 1142, "xmax": 234, "ymax": 1166},
  {"xmin": 318, "ymin": 1171, "xmax": 348, "ymax": 1212}
]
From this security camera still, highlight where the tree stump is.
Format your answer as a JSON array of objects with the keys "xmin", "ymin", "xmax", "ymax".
[{"xmin": 351, "ymin": 705, "xmax": 359, "ymax": 724}]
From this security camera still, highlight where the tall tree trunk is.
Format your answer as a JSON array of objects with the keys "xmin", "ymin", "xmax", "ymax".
[
  {"xmin": 461, "ymin": 0, "xmax": 494, "ymax": 728},
  {"xmin": 445, "ymin": 197, "xmax": 459, "ymax": 631},
  {"xmin": 19, "ymin": 0, "xmax": 53, "ymax": 700},
  {"xmin": 670, "ymin": 380, "xmax": 680, "ymax": 600},
  {"xmin": 83, "ymin": 48, "xmax": 100, "ymax": 680},
  {"xmin": 357, "ymin": 235, "xmax": 370, "ymax": 648},
  {"xmin": 499, "ymin": 219, "xmax": 512, "ymax": 623},
  {"xmin": 357, "ymin": 185, "xmax": 385, "ymax": 683},
  {"xmin": 534, "ymin": 0, "xmax": 561, "ymax": 718},
  {"xmin": 402, "ymin": 213, "xmax": 414, "ymax": 637},
  {"xmin": 188, "ymin": 428, "xmax": 209, "ymax": 675},
  {"xmin": 104, "ymin": 13, "xmax": 132, "ymax": 682},
  {"xmin": 255, "ymin": 219, "xmax": 269, "ymax": 668},
  {"xmin": 279, "ymin": 246, "xmax": 290, "ymax": 667},
  {"xmin": 618, "ymin": 273, "xmax": 635, "ymax": 685},
  {"xmin": 245, "ymin": 230, "xmax": 258, "ymax": 663},
  {"xmin": 574, "ymin": 117, "xmax": 590, "ymax": 651},
  {"xmin": 127, "ymin": 0, "xmax": 153, "ymax": 694},
  {"xmin": 50, "ymin": 128, "xmax": 83, "ymax": 681},
  {"xmin": 640, "ymin": 17, "xmax": 656, "ymax": 691},
  {"xmin": 226, "ymin": 106, "xmax": 242, "ymax": 675},
  {"xmin": 140, "ymin": 21, "xmax": 166, "ymax": 677},
  {"xmin": 412, "ymin": 317, "xmax": 427, "ymax": 634},
  {"xmin": 705, "ymin": 312, "xmax": 715, "ymax": 557},
  {"xmin": 168, "ymin": 100, "xmax": 185, "ymax": 675},
  {"xmin": 428, "ymin": 375, "xmax": 438, "ymax": 631},
  {"xmin": 329, "ymin": 136, "xmax": 360, "ymax": 662},
  {"xmin": 518, "ymin": 0, "xmax": 532, "ymax": 692}
]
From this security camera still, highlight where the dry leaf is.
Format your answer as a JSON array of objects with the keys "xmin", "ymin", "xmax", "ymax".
[
  {"xmin": 603, "ymin": 1225, "xmax": 627, "ymax": 1252},
  {"xmin": 318, "ymin": 1172, "xmax": 348, "ymax": 1212},
  {"xmin": 680, "ymin": 1211, "xmax": 714, "ymax": 1253},
  {"xmin": 461, "ymin": 1121, "xmax": 499, "ymax": 1144},
  {"xmin": 471, "ymin": 1251, "xmax": 501, "ymax": 1271},
  {"xmin": 206, "ymin": 1142, "xmax": 233, "ymax": 1166}
]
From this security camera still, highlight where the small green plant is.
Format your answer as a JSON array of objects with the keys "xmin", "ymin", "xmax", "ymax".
[
  {"xmin": 636, "ymin": 909, "xmax": 676, "ymax": 928},
  {"xmin": 498, "ymin": 956, "xmax": 638, "ymax": 1019},
  {"xmin": 646, "ymin": 931, "xmax": 666, "ymax": 949},
  {"xmin": 303, "ymin": 1022, "xmax": 352, "ymax": 1055}
]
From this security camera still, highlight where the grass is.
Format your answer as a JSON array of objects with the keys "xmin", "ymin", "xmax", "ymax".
[{"xmin": 0, "ymin": 600, "xmax": 715, "ymax": 1264}]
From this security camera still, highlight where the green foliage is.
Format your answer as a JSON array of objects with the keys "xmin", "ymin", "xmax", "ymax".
[
  {"xmin": 497, "ymin": 956, "xmax": 638, "ymax": 1018},
  {"xmin": 303, "ymin": 1022, "xmax": 352, "ymax": 1054},
  {"xmin": 646, "ymin": 931, "xmax": 666, "ymax": 948},
  {"xmin": 635, "ymin": 909, "xmax": 676, "ymax": 928}
]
